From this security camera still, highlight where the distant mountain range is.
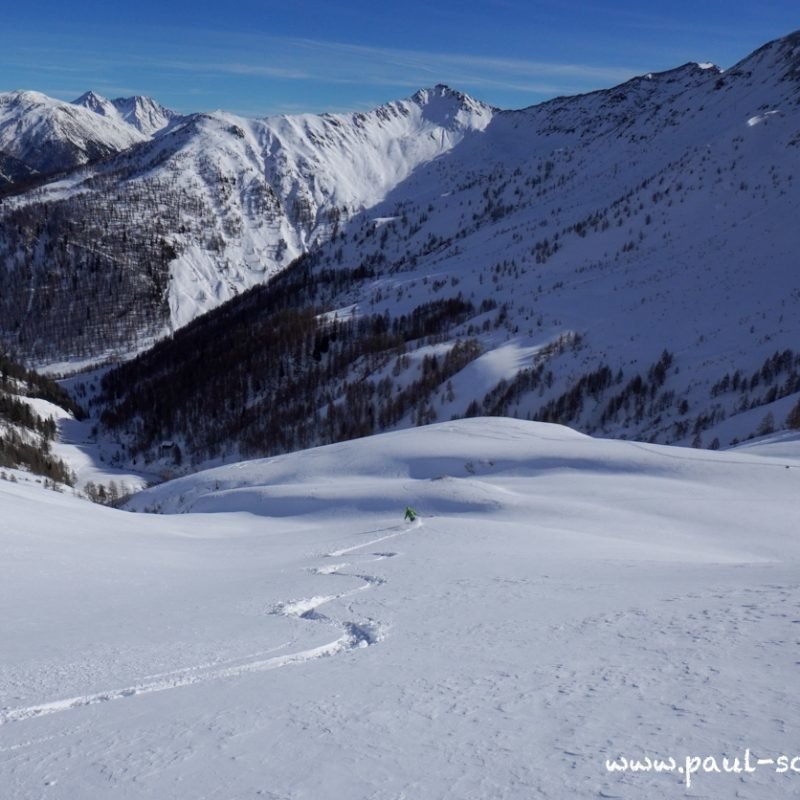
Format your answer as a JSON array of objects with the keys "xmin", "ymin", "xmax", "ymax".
[
  {"xmin": 72, "ymin": 90, "xmax": 181, "ymax": 137},
  {"xmin": 1, "ymin": 31, "xmax": 800, "ymax": 468},
  {"xmin": 0, "ymin": 91, "xmax": 150, "ymax": 180},
  {"xmin": 0, "ymin": 82, "xmax": 494, "ymax": 361}
]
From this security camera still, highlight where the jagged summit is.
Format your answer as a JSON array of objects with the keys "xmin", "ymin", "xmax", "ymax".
[
  {"xmin": 73, "ymin": 90, "xmax": 109, "ymax": 112},
  {"xmin": 408, "ymin": 84, "xmax": 494, "ymax": 129},
  {"xmin": 72, "ymin": 91, "xmax": 180, "ymax": 136},
  {"xmin": 410, "ymin": 83, "xmax": 487, "ymax": 107}
]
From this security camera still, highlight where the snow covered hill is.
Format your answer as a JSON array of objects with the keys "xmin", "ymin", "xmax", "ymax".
[
  {"xmin": 0, "ymin": 353, "xmax": 84, "ymax": 486},
  {"xmin": 2, "ymin": 418, "xmax": 799, "ymax": 798}
]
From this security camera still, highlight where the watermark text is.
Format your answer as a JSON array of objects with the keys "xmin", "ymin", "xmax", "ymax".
[{"xmin": 606, "ymin": 749, "xmax": 800, "ymax": 788}]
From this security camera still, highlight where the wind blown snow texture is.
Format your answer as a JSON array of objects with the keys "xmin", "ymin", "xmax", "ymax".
[{"xmin": 2, "ymin": 418, "xmax": 799, "ymax": 798}]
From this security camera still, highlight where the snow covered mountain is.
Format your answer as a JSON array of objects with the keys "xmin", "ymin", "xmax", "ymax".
[
  {"xmin": 3, "ymin": 31, "xmax": 800, "ymax": 455},
  {"xmin": 0, "ymin": 89, "xmax": 181, "ymax": 192},
  {"xmin": 71, "ymin": 30, "xmax": 800, "ymax": 468},
  {"xmin": 72, "ymin": 90, "xmax": 181, "ymax": 137},
  {"xmin": 0, "ymin": 90, "xmax": 149, "ymax": 181},
  {"xmin": 0, "ymin": 84, "xmax": 494, "ymax": 360},
  {"xmin": 154, "ymin": 84, "xmax": 493, "ymax": 329}
]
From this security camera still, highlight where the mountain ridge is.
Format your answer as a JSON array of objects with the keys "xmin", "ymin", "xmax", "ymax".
[
  {"xmin": 0, "ymin": 90, "xmax": 149, "ymax": 178},
  {"xmin": 72, "ymin": 90, "xmax": 182, "ymax": 136},
  {"xmin": 2, "ymin": 31, "xmax": 800, "ymax": 465},
  {"xmin": 0, "ymin": 81, "xmax": 497, "ymax": 353}
]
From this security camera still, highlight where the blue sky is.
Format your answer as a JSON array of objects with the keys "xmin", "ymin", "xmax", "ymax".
[{"xmin": 1, "ymin": 1, "xmax": 797, "ymax": 116}]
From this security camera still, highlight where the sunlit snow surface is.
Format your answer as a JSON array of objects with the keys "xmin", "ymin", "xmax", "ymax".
[{"xmin": 2, "ymin": 418, "xmax": 799, "ymax": 798}]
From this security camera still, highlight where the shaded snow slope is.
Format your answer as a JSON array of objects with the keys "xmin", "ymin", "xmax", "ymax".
[{"xmin": 282, "ymin": 29, "xmax": 800, "ymax": 448}]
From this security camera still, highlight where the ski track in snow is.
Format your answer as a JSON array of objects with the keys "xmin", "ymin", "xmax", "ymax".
[
  {"xmin": 327, "ymin": 517, "xmax": 422, "ymax": 557},
  {"xmin": 0, "ymin": 521, "xmax": 419, "ymax": 728}
]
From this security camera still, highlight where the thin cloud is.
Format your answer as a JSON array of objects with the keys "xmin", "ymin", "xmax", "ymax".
[
  {"xmin": 14, "ymin": 28, "xmax": 641, "ymax": 94},
  {"xmin": 269, "ymin": 36, "xmax": 645, "ymax": 85},
  {"xmin": 146, "ymin": 34, "xmax": 646, "ymax": 99},
  {"xmin": 162, "ymin": 60, "xmax": 315, "ymax": 81}
]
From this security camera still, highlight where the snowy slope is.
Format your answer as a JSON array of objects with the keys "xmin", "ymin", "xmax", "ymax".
[
  {"xmin": 2, "ymin": 418, "xmax": 799, "ymax": 798},
  {"xmin": 269, "ymin": 30, "xmax": 800, "ymax": 448},
  {"xmin": 169, "ymin": 87, "xmax": 490, "ymax": 326},
  {"xmin": 169, "ymin": 86, "xmax": 492, "ymax": 326},
  {"xmin": 18, "ymin": 392, "xmax": 151, "ymax": 496}
]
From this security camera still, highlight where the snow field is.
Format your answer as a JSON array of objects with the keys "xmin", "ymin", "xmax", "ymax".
[{"xmin": 1, "ymin": 418, "xmax": 799, "ymax": 798}]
